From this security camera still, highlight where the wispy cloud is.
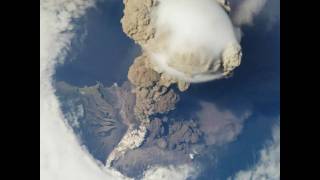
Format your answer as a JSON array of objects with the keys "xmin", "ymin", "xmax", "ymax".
[
  {"xmin": 230, "ymin": 0, "xmax": 267, "ymax": 26},
  {"xmin": 197, "ymin": 101, "xmax": 252, "ymax": 146},
  {"xmin": 229, "ymin": 122, "xmax": 280, "ymax": 180}
]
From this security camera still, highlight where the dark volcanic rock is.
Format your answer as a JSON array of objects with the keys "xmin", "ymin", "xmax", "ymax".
[
  {"xmin": 156, "ymin": 138, "xmax": 167, "ymax": 149},
  {"xmin": 112, "ymin": 146, "xmax": 191, "ymax": 178},
  {"xmin": 55, "ymin": 81, "xmax": 206, "ymax": 179},
  {"xmin": 165, "ymin": 119, "xmax": 203, "ymax": 151},
  {"xmin": 110, "ymin": 116, "xmax": 205, "ymax": 178},
  {"xmin": 146, "ymin": 118, "xmax": 163, "ymax": 139},
  {"xmin": 143, "ymin": 117, "xmax": 203, "ymax": 151},
  {"xmin": 55, "ymin": 81, "xmax": 136, "ymax": 163}
]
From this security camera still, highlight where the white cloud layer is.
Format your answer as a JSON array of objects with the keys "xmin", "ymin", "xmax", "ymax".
[
  {"xmin": 143, "ymin": 164, "xmax": 198, "ymax": 180},
  {"xmin": 40, "ymin": 0, "xmax": 129, "ymax": 179},
  {"xmin": 40, "ymin": 1, "xmax": 197, "ymax": 179},
  {"xmin": 229, "ymin": 123, "xmax": 280, "ymax": 180}
]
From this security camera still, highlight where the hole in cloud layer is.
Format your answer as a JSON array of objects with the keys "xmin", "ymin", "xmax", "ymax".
[
  {"xmin": 40, "ymin": 0, "xmax": 131, "ymax": 179},
  {"xmin": 41, "ymin": 0, "xmax": 279, "ymax": 179}
]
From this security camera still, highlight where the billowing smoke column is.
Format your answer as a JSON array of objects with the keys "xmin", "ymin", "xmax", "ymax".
[
  {"xmin": 123, "ymin": 0, "xmax": 242, "ymax": 84},
  {"xmin": 106, "ymin": 0, "xmax": 249, "ymax": 173},
  {"xmin": 122, "ymin": 0, "xmax": 242, "ymax": 120}
]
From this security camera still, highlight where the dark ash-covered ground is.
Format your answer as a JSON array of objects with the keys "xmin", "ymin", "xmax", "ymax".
[{"xmin": 55, "ymin": 81, "xmax": 212, "ymax": 178}]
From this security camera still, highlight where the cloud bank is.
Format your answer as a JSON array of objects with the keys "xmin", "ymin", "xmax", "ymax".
[
  {"xmin": 229, "ymin": 122, "xmax": 280, "ymax": 180},
  {"xmin": 40, "ymin": 0, "xmax": 196, "ymax": 179},
  {"xmin": 40, "ymin": 0, "xmax": 129, "ymax": 179},
  {"xmin": 143, "ymin": 164, "xmax": 198, "ymax": 180}
]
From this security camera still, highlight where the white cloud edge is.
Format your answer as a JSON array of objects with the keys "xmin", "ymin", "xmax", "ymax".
[
  {"xmin": 143, "ymin": 164, "xmax": 199, "ymax": 180},
  {"xmin": 40, "ymin": 0, "xmax": 130, "ymax": 179},
  {"xmin": 229, "ymin": 121, "xmax": 280, "ymax": 180},
  {"xmin": 40, "ymin": 0, "xmax": 195, "ymax": 179}
]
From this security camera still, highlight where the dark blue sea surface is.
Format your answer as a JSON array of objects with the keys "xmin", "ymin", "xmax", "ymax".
[{"xmin": 55, "ymin": 0, "xmax": 140, "ymax": 87}]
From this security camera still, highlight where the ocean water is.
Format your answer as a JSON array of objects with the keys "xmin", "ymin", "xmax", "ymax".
[{"xmin": 54, "ymin": 0, "xmax": 280, "ymax": 179}]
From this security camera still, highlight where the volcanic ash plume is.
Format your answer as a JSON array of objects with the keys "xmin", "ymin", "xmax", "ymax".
[
  {"xmin": 121, "ymin": 0, "xmax": 242, "ymax": 120},
  {"xmin": 123, "ymin": 0, "xmax": 242, "ymax": 84},
  {"xmin": 122, "ymin": 0, "xmax": 241, "ymax": 119},
  {"xmin": 109, "ymin": 0, "xmax": 243, "ymax": 169}
]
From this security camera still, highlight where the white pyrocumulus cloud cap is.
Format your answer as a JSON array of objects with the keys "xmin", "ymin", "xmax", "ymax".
[
  {"xmin": 154, "ymin": 0, "xmax": 239, "ymax": 57},
  {"xmin": 150, "ymin": 0, "xmax": 241, "ymax": 83}
]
